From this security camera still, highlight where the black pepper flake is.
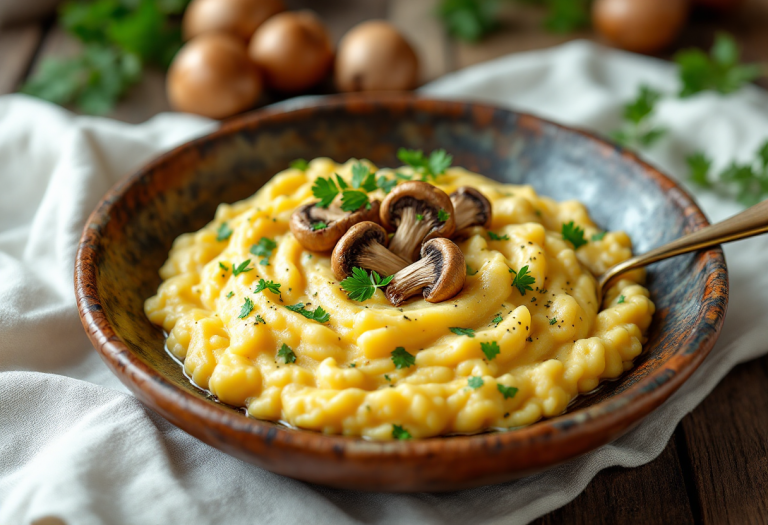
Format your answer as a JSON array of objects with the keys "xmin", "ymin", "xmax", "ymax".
[
  {"xmin": 504, "ymin": 412, "xmax": 510, "ymax": 418},
  {"xmin": 526, "ymin": 337, "xmax": 533, "ymax": 342}
]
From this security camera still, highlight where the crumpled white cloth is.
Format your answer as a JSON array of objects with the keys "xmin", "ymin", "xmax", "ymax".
[{"xmin": 2, "ymin": 40, "xmax": 768, "ymax": 525}]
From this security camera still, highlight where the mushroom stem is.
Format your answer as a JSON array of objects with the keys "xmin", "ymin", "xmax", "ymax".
[
  {"xmin": 387, "ymin": 207, "xmax": 436, "ymax": 263},
  {"xmin": 385, "ymin": 255, "xmax": 437, "ymax": 306},
  {"xmin": 454, "ymin": 204, "xmax": 480, "ymax": 232},
  {"xmin": 356, "ymin": 242, "xmax": 410, "ymax": 277},
  {"xmin": 450, "ymin": 187, "xmax": 492, "ymax": 232}
]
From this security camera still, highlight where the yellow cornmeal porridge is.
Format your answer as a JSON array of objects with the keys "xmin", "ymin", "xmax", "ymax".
[{"xmin": 145, "ymin": 158, "xmax": 655, "ymax": 439}]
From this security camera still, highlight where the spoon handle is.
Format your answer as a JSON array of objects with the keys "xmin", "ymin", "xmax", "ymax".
[{"xmin": 599, "ymin": 199, "xmax": 768, "ymax": 290}]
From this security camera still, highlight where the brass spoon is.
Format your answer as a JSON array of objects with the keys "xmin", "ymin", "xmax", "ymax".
[{"xmin": 597, "ymin": 199, "xmax": 768, "ymax": 302}]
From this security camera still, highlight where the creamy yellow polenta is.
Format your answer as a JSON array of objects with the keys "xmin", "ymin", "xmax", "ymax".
[{"xmin": 145, "ymin": 158, "xmax": 655, "ymax": 439}]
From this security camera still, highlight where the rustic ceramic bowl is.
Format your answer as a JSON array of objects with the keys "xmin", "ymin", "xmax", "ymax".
[{"xmin": 75, "ymin": 94, "xmax": 727, "ymax": 492}]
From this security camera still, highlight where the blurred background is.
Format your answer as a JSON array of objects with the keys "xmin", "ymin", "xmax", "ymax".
[{"xmin": 0, "ymin": 0, "xmax": 765, "ymax": 124}]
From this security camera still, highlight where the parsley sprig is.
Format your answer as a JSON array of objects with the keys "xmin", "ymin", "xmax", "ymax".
[
  {"xmin": 285, "ymin": 303, "xmax": 330, "ymax": 323},
  {"xmin": 488, "ymin": 231, "xmax": 510, "ymax": 241},
  {"xmin": 340, "ymin": 267, "xmax": 393, "ymax": 302},
  {"xmin": 467, "ymin": 376, "xmax": 484, "ymax": 389},
  {"xmin": 254, "ymin": 279, "xmax": 281, "ymax": 296},
  {"xmin": 232, "ymin": 260, "xmax": 253, "ymax": 277},
  {"xmin": 216, "ymin": 222, "xmax": 233, "ymax": 242},
  {"xmin": 687, "ymin": 141, "xmax": 768, "ymax": 206},
  {"xmin": 311, "ymin": 166, "xmax": 375, "ymax": 212},
  {"xmin": 238, "ymin": 297, "xmax": 254, "ymax": 319},
  {"xmin": 391, "ymin": 347, "xmax": 416, "ymax": 369},
  {"xmin": 450, "ymin": 327, "xmax": 476, "ymax": 337},
  {"xmin": 562, "ymin": 221, "xmax": 588, "ymax": 249},
  {"xmin": 480, "ymin": 341, "xmax": 500, "ymax": 360},
  {"xmin": 397, "ymin": 148, "xmax": 452, "ymax": 181},
  {"xmin": 392, "ymin": 424, "xmax": 412, "ymax": 440},
  {"xmin": 277, "ymin": 343, "xmax": 296, "ymax": 364},
  {"xmin": 290, "ymin": 159, "xmax": 309, "ymax": 171},
  {"xmin": 610, "ymin": 86, "xmax": 667, "ymax": 149},
  {"xmin": 250, "ymin": 237, "xmax": 277, "ymax": 266},
  {"xmin": 510, "ymin": 265, "xmax": 535, "ymax": 295},
  {"xmin": 497, "ymin": 383, "xmax": 518, "ymax": 400}
]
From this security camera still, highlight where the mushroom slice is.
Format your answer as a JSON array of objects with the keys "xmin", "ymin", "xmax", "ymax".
[
  {"xmin": 380, "ymin": 181, "xmax": 456, "ymax": 263},
  {"xmin": 450, "ymin": 187, "xmax": 492, "ymax": 232},
  {"xmin": 385, "ymin": 238, "xmax": 466, "ymax": 306},
  {"xmin": 331, "ymin": 221, "xmax": 410, "ymax": 280},
  {"xmin": 290, "ymin": 200, "xmax": 381, "ymax": 252}
]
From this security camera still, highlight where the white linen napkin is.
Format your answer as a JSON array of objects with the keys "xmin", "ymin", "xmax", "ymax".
[{"xmin": 2, "ymin": 40, "xmax": 768, "ymax": 525}]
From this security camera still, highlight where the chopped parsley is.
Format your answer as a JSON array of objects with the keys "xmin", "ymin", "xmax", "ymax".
[
  {"xmin": 618, "ymin": 295, "xmax": 626, "ymax": 304},
  {"xmin": 277, "ymin": 343, "xmax": 296, "ymax": 364},
  {"xmin": 437, "ymin": 209, "xmax": 451, "ymax": 222},
  {"xmin": 219, "ymin": 262, "xmax": 229, "ymax": 271},
  {"xmin": 491, "ymin": 313, "xmax": 503, "ymax": 326},
  {"xmin": 549, "ymin": 318, "xmax": 557, "ymax": 325},
  {"xmin": 254, "ymin": 279, "xmax": 281, "ymax": 296},
  {"xmin": 351, "ymin": 162, "xmax": 378, "ymax": 192},
  {"xmin": 467, "ymin": 376, "xmax": 484, "ymax": 389},
  {"xmin": 392, "ymin": 424, "xmax": 412, "ymax": 440},
  {"xmin": 238, "ymin": 297, "xmax": 254, "ymax": 319},
  {"xmin": 340, "ymin": 190, "xmax": 371, "ymax": 212},
  {"xmin": 311, "ymin": 222, "xmax": 327, "ymax": 231},
  {"xmin": 497, "ymin": 383, "xmax": 518, "ymax": 400},
  {"xmin": 384, "ymin": 374, "xmax": 391, "ymax": 382},
  {"xmin": 466, "ymin": 264, "xmax": 478, "ymax": 276},
  {"xmin": 250, "ymin": 237, "xmax": 277, "ymax": 266},
  {"xmin": 232, "ymin": 259, "xmax": 253, "ymax": 277},
  {"xmin": 397, "ymin": 148, "xmax": 452, "ymax": 181},
  {"xmin": 285, "ymin": 303, "xmax": 330, "ymax": 323},
  {"xmin": 562, "ymin": 221, "xmax": 588, "ymax": 249},
  {"xmin": 416, "ymin": 214, "xmax": 424, "ymax": 221},
  {"xmin": 254, "ymin": 314, "xmax": 266, "ymax": 324},
  {"xmin": 311, "ymin": 176, "xmax": 340, "ymax": 208},
  {"xmin": 591, "ymin": 231, "xmax": 606, "ymax": 241},
  {"xmin": 340, "ymin": 267, "xmax": 393, "ymax": 302},
  {"xmin": 376, "ymin": 175, "xmax": 397, "ymax": 194},
  {"xmin": 216, "ymin": 222, "xmax": 233, "ymax": 242},
  {"xmin": 509, "ymin": 265, "xmax": 535, "ymax": 295},
  {"xmin": 226, "ymin": 291, "xmax": 234, "ymax": 299},
  {"xmin": 391, "ymin": 347, "xmax": 415, "ymax": 369},
  {"xmin": 488, "ymin": 231, "xmax": 510, "ymax": 241},
  {"xmin": 480, "ymin": 341, "xmax": 500, "ymax": 360},
  {"xmin": 450, "ymin": 327, "xmax": 475, "ymax": 337},
  {"xmin": 290, "ymin": 158, "xmax": 309, "ymax": 171}
]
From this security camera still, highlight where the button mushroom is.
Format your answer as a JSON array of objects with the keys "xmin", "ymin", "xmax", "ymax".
[
  {"xmin": 385, "ymin": 238, "xmax": 466, "ymax": 306},
  {"xmin": 290, "ymin": 200, "xmax": 380, "ymax": 252},
  {"xmin": 450, "ymin": 187, "xmax": 492, "ymax": 232},
  {"xmin": 331, "ymin": 221, "xmax": 410, "ymax": 280},
  {"xmin": 380, "ymin": 181, "xmax": 455, "ymax": 262}
]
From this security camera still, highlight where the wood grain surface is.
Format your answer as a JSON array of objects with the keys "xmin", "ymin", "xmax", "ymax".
[{"xmin": 3, "ymin": 0, "xmax": 768, "ymax": 520}]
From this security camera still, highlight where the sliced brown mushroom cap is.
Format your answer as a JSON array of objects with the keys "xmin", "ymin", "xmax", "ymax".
[
  {"xmin": 380, "ymin": 181, "xmax": 456, "ymax": 263},
  {"xmin": 450, "ymin": 187, "xmax": 492, "ymax": 232},
  {"xmin": 331, "ymin": 221, "xmax": 409, "ymax": 280},
  {"xmin": 290, "ymin": 200, "xmax": 380, "ymax": 252},
  {"xmin": 385, "ymin": 238, "xmax": 466, "ymax": 306}
]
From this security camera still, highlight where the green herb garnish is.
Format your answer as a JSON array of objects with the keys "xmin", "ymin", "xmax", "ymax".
[
  {"xmin": 226, "ymin": 291, "xmax": 234, "ymax": 299},
  {"xmin": 290, "ymin": 159, "xmax": 309, "ymax": 171},
  {"xmin": 488, "ymin": 231, "xmax": 509, "ymax": 241},
  {"xmin": 255, "ymin": 314, "xmax": 266, "ymax": 324},
  {"xmin": 562, "ymin": 221, "xmax": 588, "ymax": 249},
  {"xmin": 232, "ymin": 260, "xmax": 253, "ymax": 277},
  {"xmin": 610, "ymin": 85, "xmax": 667, "ymax": 149},
  {"xmin": 618, "ymin": 295, "xmax": 626, "ymax": 304},
  {"xmin": 509, "ymin": 265, "xmax": 535, "ymax": 295},
  {"xmin": 497, "ymin": 383, "xmax": 518, "ymax": 400},
  {"xmin": 450, "ymin": 327, "xmax": 475, "ymax": 337},
  {"xmin": 219, "ymin": 262, "xmax": 229, "ymax": 271},
  {"xmin": 467, "ymin": 376, "xmax": 484, "ymax": 389},
  {"xmin": 340, "ymin": 190, "xmax": 371, "ymax": 212},
  {"xmin": 480, "ymin": 341, "xmax": 500, "ymax": 360},
  {"xmin": 250, "ymin": 237, "xmax": 277, "ymax": 266},
  {"xmin": 277, "ymin": 343, "xmax": 296, "ymax": 364},
  {"xmin": 392, "ymin": 424, "xmax": 412, "ymax": 440},
  {"xmin": 285, "ymin": 303, "xmax": 330, "ymax": 323},
  {"xmin": 351, "ymin": 163, "xmax": 378, "ymax": 192},
  {"xmin": 238, "ymin": 297, "xmax": 254, "ymax": 319},
  {"xmin": 397, "ymin": 148, "xmax": 452, "ymax": 181},
  {"xmin": 591, "ymin": 231, "xmax": 606, "ymax": 241},
  {"xmin": 466, "ymin": 264, "xmax": 478, "ymax": 276},
  {"xmin": 376, "ymin": 175, "xmax": 397, "ymax": 194},
  {"xmin": 686, "ymin": 142, "xmax": 768, "ymax": 206},
  {"xmin": 216, "ymin": 222, "xmax": 233, "ymax": 242},
  {"xmin": 549, "ymin": 318, "xmax": 557, "ymax": 325},
  {"xmin": 437, "ymin": 209, "xmax": 451, "ymax": 222},
  {"xmin": 311, "ymin": 176, "xmax": 340, "ymax": 208},
  {"xmin": 311, "ymin": 222, "xmax": 327, "ymax": 231},
  {"xmin": 491, "ymin": 313, "xmax": 503, "ymax": 326},
  {"xmin": 391, "ymin": 347, "xmax": 416, "ymax": 369},
  {"xmin": 340, "ymin": 267, "xmax": 393, "ymax": 302},
  {"xmin": 254, "ymin": 279, "xmax": 281, "ymax": 296}
]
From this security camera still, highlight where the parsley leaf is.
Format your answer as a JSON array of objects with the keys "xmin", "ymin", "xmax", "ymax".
[
  {"xmin": 492, "ymin": 313, "xmax": 503, "ymax": 325},
  {"xmin": 509, "ymin": 265, "xmax": 535, "ymax": 295},
  {"xmin": 610, "ymin": 85, "xmax": 667, "ymax": 149},
  {"xmin": 277, "ymin": 343, "xmax": 296, "ymax": 364},
  {"xmin": 226, "ymin": 291, "xmax": 234, "ymax": 299},
  {"xmin": 219, "ymin": 262, "xmax": 229, "ymax": 271},
  {"xmin": 686, "ymin": 141, "xmax": 768, "ymax": 206},
  {"xmin": 254, "ymin": 279, "xmax": 281, "ymax": 296},
  {"xmin": 416, "ymin": 214, "xmax": 424, "ymax": 221},
  {"xmin": 336, "ymin": 173, "xmax": 349, "ymax": 190},
  {"xmin": 392, "ymin": 424, "xmax": 412, "ymax": 440},
  {"xmin": 436, "ymin": 0, "xmax": 500, "ymax": 42},
  {"xmin": 216, "ymin": 222, "xmax": 233, "ymax": 242},
  {"xmin": 311, "ymin": 221, "xmax": 327, "ymax": 231},
  {"xmin": 542, "ymin": 0, "xmax": 591, "ymax": 33},
  {"xmin": 591, "ymin": 231, "xmax": 606, "ymax": 241},
  {"xmin": 687, "ymin": 152, "xmax": 713, "ymax": 188},
  {"xmin": 312, "ymin": 176, "xmax": 340, "ymax": 208},
  {"xmin": 450, "ymin": 327, "xmax": 476, "ymax": 337},
  {"xmin": 255, "ymin": 314, "xmax": 266, "ymax": 324},
  {"xmin": 290, "ymin": 158, "xmax": 309, "ymax": 171},
  {"xmin": 549, "ymin": 318, "xmax": 557, "ymax": 325},
  {"xmin": 341, "ymin": 267, "xmax": 394, "ymax": 302},
  {"xmin": 397, "ymin": 148, "xmax": 452, "ymax": 181},
  {"xmin": 232, "ymin": 259, "xmax": 253, "ymax": 277},
  {"xmin": 675, "ymin": 33, "xmax": 762, "ymax": 98},
  {"xmin": 340, "ymin": 190, "xmax": 371, "ymax": 212},
  {"xmin": 391, "ymin": 347, "xmax": 416, "ymax": 369},
  {"xmin": 238, "ymin": 297, "xmax": 254, "ymax": 319},
  {"xmin": 250, "ymin": 237, "xmax": 277, "ymax": 265},
  {"xmin": 562, "ymin": 221, "xmax": 588, "ymax": 249},
  {"xmin": 480, "ymin": 341, "xmax": 500, "ymax": 360},
  {"xmin": 618, "ymin": 295, "xmax": 626, "ymax": 304},
  {"xmin": 285, "ymin": 303, "xmax": 330, "ymax": 323},
  {"xmin": 466, "ymin": 264, "xmax": 478, "ymax": 276},
  {"xmin": 437, "ymin": 209, "xmax": 451, "ymax": 222},
  {"xmin": 488, "ymin": 231, "xmax": 509, "ymax": 241},
  {"xmin": 376, "ymin": 175, "xmax": 397, "ymax": 194},
  {"xmin": 467, "ymin": 376, "xmax": 484, "ymax": 389},
  {"xmin": 497, "ymin": 383, "xmax": 518, "ymax": 399},
  {"xmin": 351, "ymin": 163, "xmax": 378, "ymax": 192}
]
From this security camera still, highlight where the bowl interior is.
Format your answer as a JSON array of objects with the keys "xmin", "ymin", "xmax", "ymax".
[{"xmin": 82, "ymin": 95, "xmax": 725, "ymax": 489}]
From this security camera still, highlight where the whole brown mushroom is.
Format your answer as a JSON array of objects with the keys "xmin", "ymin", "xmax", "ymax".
[
  {"xmin": 592, "ymin": 0, "xmax": 689, "ymax": 54},
  {"xmin": 167, "ymin": 33, "xmax": 262, "ymax": 119},
  {"xmin": 385, "ymin": 238, "xmax": 466, "ymax": 306},
  {"xmin": 380, "ymin": 181, "xmax": 455, "ymax": 263},
  {"xmin": 331, "ymin": 222, "xmax": 410, "ymax": 280},
  {"xmin": 335, "ymin": 20, "xmax": 419, "ymax": 92},
  {"xmin": 450, "ymin": 187, "xmax": 492, "ymax": 233},
  {"xmin": 290, "ymin": 200, "xmax": 380, "ymax": 252},
  {"xmin": 248, "ymin": 10, "xmax": 334, "ymax": 93},
  {"xmin": 182, "ymin": 0, "xmax": 284, "ymax": 41}
]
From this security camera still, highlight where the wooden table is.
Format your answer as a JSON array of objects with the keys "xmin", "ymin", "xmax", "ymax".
[{"xmin": 2, "ymin": 1, "xmax": 767, "ymax": 522}]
